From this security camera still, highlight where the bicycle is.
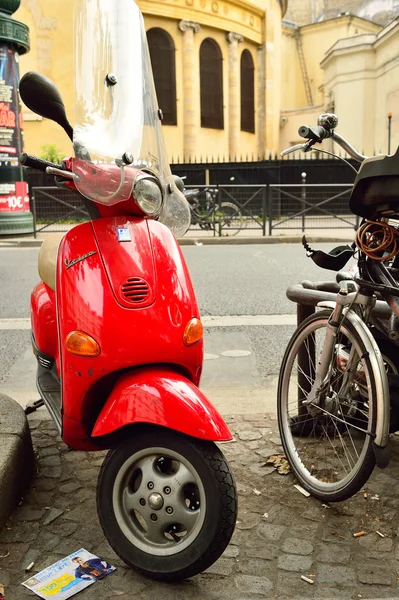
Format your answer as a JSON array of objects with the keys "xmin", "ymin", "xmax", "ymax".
[
  {"xmin": 183, "ymin": 186, "xmax": 244, "ymax": 236},
  {"xmin": 277, "ymin": 113, "xmax": 399, "ymax": 502}
]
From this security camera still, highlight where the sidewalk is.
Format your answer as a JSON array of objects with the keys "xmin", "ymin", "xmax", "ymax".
[
  {"xmin": 1, "ymin": 410, "xmax": 399, "ymax": 599},
  {"xmin": 0, "ymin": 226, "xmax": 355, "ymax": 248}
]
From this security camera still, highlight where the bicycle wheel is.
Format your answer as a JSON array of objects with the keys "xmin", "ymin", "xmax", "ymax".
[
  {"xmin": 214, "ymin": 202, "xmax": 244, "ymax": 236},
  {"xmin": 278, "ymin": 309, "xmax": 378, "ymax": 502}
]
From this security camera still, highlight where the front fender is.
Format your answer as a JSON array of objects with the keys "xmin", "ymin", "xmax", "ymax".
[{"xmin": 91, "ymin": 367, "xmax": 232, "ymax": 441}]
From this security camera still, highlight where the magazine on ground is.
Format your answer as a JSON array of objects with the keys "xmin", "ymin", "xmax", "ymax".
[{"xmin": 22, "ymin": 548, "xmax": 116, "ymax": 599}]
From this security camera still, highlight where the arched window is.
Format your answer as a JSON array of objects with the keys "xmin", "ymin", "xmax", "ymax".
[
  {"xmin": 240, "ymin": 49, "xmax": 255, "ymax": 133},
  {"xmin": 200, "ymin": 38, "xmax": 224, "ymax": 129},
  {"xmin": 147, "ymin": 28, "xmax": 177, "ymax": 125}
]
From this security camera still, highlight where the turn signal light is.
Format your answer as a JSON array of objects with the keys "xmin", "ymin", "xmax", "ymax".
[
  {"xmin": 183, "ymin": 318, "xmax": 203, "ymax": 346},
  {"xmin": 65, "ymin": 331, "xmax": 101, "ymax": 357}
]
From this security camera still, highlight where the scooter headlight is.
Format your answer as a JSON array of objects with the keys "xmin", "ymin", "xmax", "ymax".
[{"xmin": 133, "ymin": 175, "xmax": 163, "ymax": 216}]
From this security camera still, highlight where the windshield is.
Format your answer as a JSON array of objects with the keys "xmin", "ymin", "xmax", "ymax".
[{"xmin": 73, "ymin": 0, "xmax": 190, "ymax": 236}]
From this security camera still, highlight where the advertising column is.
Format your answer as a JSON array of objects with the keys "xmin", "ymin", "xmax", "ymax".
[{"xmin": 0, "ymin": 0, "xmax": 30, "ymax": 236}]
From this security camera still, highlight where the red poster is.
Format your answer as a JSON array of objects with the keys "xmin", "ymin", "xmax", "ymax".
[{"xmin": 0, "ymin": 181, "xmax": 29, "ymax": 212}]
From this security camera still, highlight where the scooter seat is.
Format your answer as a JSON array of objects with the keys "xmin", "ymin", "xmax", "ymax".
[{"xmin": 38, "ymin": 232, "xmax": 65, "ymax": 291}]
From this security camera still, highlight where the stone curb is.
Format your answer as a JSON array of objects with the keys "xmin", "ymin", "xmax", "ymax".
[
  {"xmin": 0, "ymin": 393, "xmax": 34, "ymax": 531},
  {"xmin": 0, "ymin": 235, "xmax": 353, "ymax": 248}
]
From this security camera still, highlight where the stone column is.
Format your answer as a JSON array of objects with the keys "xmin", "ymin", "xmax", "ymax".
[
  {"xmin": 226, "ymin": 32, "xmax": 243, "ymax": 160},
  {"xmin": 257, "ymin": 43, "xmax": 266, "ymax": 159},
  {"xmin": 179, "ymin": 20, "xmax": 200, "ymax": 161}
]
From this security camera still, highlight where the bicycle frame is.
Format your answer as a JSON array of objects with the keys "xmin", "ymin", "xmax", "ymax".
[{"xmin": 305, "ymin": 281, "xmax": 390, "ymax": 462}]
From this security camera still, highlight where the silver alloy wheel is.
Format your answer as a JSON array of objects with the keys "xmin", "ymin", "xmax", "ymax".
[{"xmin": 112, "ymin": 446, "xmax": 206, "ymax": 556}]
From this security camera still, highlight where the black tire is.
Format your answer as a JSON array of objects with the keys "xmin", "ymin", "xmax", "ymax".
[
  {"xmin": 97, "ymin": 428, "xmax": 237, "ymax": 581},
  {"xmin": 278, "ymin": 310, "xmax": 378, "ymax": 502},
  {"xmin": 372, "ymin": 333, "xmax": 399, "ymax": 432}
]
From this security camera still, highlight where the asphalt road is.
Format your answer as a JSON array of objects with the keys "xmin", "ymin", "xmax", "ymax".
[{"xmin": 0, "ymin": 243, "xmax": 352, "ymax": 409}]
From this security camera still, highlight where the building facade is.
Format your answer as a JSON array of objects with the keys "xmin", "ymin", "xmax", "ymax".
[
  {"xmin": 14, "ymin": 0, "xmax": 287, "ymax": 162},
  {"xmin": 12, "ymin": 0, "xmax": 399, "ymax": 165}
]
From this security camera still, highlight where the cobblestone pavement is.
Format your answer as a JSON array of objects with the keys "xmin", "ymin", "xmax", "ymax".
[{"xmin": 2, "ymin": 413, "xmax": 399, "ymax": 599}]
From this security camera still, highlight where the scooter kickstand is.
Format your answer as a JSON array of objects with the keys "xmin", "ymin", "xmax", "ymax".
[{"xmin": 25, "ymin": 399, "xmax": 45, "ymax": 415}]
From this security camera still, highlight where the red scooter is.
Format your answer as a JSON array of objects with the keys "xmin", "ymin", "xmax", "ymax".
[{"xmin": 19, "ymin": 0, "xmax": 237, "ymax": 581}]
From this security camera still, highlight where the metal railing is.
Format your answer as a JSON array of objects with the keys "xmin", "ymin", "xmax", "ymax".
[
  {"xmin": 31, "ymin": 183, "xmax": 357, "ymax": 238},
  {"xmin": 31, "ymin": 187, "xmax": 89, "ymax": 238}
]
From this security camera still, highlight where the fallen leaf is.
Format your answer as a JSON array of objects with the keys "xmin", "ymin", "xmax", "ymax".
[{"xmin": 264, "ymin": 454, "xmax": 291, "ymax": 475}]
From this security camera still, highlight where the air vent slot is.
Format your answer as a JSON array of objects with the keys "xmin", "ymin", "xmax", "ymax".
[{"xmin": 121, "ymin": 277, "xmax": 151, "ymax": 304}]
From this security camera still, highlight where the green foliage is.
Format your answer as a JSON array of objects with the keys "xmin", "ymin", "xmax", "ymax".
[{"xmin": 39, "ymin": 144, "xmax": 64, "ymax": 164}]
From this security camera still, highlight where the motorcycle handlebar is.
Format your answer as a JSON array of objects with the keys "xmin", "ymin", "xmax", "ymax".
[
  {"xmin": 20, "ymin": 152, "xmax": 62, "ymax": 173},
  {"xmin": 298, "ymin": 125, "xmax": 330, "ymax": 141}
]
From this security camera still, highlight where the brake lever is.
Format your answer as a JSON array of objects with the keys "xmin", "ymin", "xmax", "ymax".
[
  {"xmin": 281, "ymin": 140, "xmax": 316, "ymax": 157},
  {"xmin": 46, "ymin": 166, "xmax": 79, "ymax": 181}
]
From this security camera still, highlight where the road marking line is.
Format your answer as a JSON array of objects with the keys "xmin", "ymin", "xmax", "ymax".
[
  {"xmin": 0, "ymin": 318, "xmax": 31, "ymax": 330},
  {"xmin": 202, "ymin": 315, "xmax": 296, "ymax": 327},
  {"xmin": 0, "ymin": 314, "xmax": 296, "ymax": 330}
]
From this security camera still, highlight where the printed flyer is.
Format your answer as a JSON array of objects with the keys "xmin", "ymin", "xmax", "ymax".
[{"xmin": 22, "ymin": 549, "xmax": 115, "ymax": 599}]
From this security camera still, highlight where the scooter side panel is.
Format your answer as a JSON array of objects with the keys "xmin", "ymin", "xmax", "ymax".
[
  {"xmin": 91, "ymin": 367, "xmax": 232, "ymax": 441},
  {"xmin": 57, "ymin": 220, "xmax": 204, "ymax": 447},
  {"xmin": 31, "ymin": 282, "xmax": 58, "ymax": 360}
]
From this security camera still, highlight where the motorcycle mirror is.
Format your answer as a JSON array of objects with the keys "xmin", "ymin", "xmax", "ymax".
[{"xmin": 19, "ymin": 72, "xmax": 74, "ymax": 141}]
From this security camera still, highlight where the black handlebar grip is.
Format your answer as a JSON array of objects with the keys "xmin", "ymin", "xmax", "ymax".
[
  {"xmin": 20, "ymin": 152, "xmax": 61, "ymax": 173},
  {"xmin": 298, "ymin": 125, "xmax": 328, "ymax": 141}
]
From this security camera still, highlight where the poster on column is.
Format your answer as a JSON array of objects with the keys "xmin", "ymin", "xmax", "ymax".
[
  {"xmin": 0, "ymin": 43, "xmax": 23, "ymax": 165},
  {"xmin": 0, "ymin": 181, "xmax": 29, "ymax": 212}
]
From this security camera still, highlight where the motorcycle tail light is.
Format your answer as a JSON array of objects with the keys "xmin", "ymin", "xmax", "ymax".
[
  {"xmin": 183, "ymin": 318, "xmax": 204, "ymax": 346},
  {"xmin": 65, "ymin": 331, "xmax": 101, "ymax": 357}
]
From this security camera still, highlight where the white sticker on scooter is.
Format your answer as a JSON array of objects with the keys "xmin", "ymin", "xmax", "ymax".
[{"xmin": 117, "ymin": 227, "xmax": 131, "ymax": 242}]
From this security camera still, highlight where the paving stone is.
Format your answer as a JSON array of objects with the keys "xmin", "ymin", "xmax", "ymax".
[
  {"xmin": 316, "ymin": 564, "xmax": 356, "ymax": 585},
  {"xmin": 316, "ymin": 542, "xmax": 350, "ymax": 564},
  {"xmin": 33, "ymin": 478, "xmax": 58, "ymax": 492},
  {"xmin": 277, "ymin": 553, "xmax": 313, "ymax": 572},
  {"xmin": 236, "ymin": 511, "xmax": 261, "ymax": 530},
  {"xmin": 276, "ymin": 571, "xmax": 316, "ymax": 599},
  {"xmin": 358, "ymin": 534, "xmax": 393, "ymax": 553},
  {"xmin": 358, "ymin": 563, "xmax": 393, "ymax": 586},
  {"xmin": 205, "ymin": 557, "xmax": 234, "ymax": 576},
  {"xmin": 37, "ymin": 446, "xmax": 59, "ymax": 457},
  {"xmin": 0, "ymin": 568, "xmax": 11, "ymax": 586},
  {"xmin": 40, "ymin": 466, "xmax": 62, "ymax": 478},
  {"xmin": 257, "ymin": 522, "xmax": 286, "ymax": 541},
  {"xmin": 21, "ymin": 548, "xmax": 42, "ymax": 570},
  {"xmin": 244, "ymin": 541, "xmax": 279, "ymax": 560},
  {"xmin": 58, "ymin": 482, "xmax": 82, "ymax": 494},
  {"xmin": 40, "ymin": 455, "xmax": 61, "ymax": 467},
  {"xmin": 281, "ymin": 537, "xmax": 313, "ymax": 556},
  {"xmin": 223, "ymin": 545, "xmax": 239, "ymax": 558},
  {"xmin": 1, "ymin": 521, "xmax": 39, "ymax": 543},
  {"xmin": 237, "ymin": 431, "xmax": 262, "ymax": 441},
  {"xmin": 43, "ymin": 508, "xmax": 64, "ymax": 525},
  {"xmin": 237, "ymin": 557, "xmax": 275, "ymax": 577},
  {"xmin": 35, "ymin": 530, "xmax": 61, "ymax": 552},
  {"xmin": 12, "ymin": 506, "xmax": 45, "ymax": 522},
  {"xmin": 234, "ymin": 574, "xmax": 273, "ymax": 596},
  {"xmin": 247, "ymin": 440, "xmax": 260, "ymax": 450}
]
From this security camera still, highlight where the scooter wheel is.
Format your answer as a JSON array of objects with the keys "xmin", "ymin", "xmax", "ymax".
[{"xmin": 96, "ymin": 427, "xmax": 237, "ymax": 581}]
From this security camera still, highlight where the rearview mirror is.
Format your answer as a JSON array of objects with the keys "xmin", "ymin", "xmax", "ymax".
[{"xmin": 19, "ymin": 72, "xmax": 73, "ymax": 141}]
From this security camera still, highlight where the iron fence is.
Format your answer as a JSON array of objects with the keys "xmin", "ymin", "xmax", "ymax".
[
  {"xmin": 31, "ymin": 187, "xmax": 89, "ymax": 237},
  {"xmin": 268, "ymin": 184, "xmax": 358, "ymax": 235},
  {"xmin": 31, "ymin": 182, "xmax": 358, "ymax": 238}
]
